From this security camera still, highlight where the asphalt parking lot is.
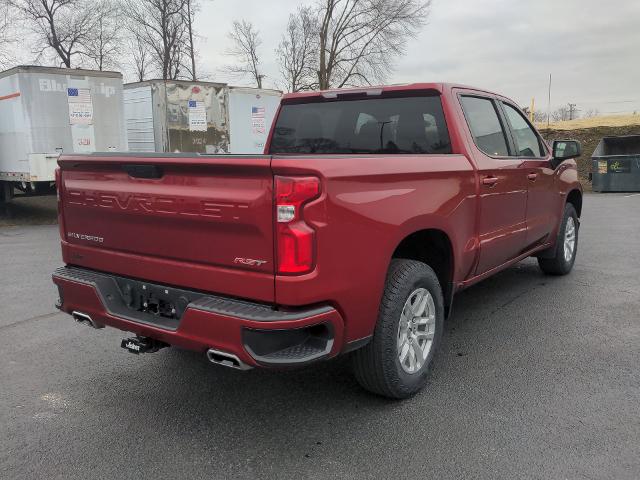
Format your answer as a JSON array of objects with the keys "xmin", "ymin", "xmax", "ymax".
[{"xmin": 1, "ymin": 193, "xmax": 638, "ymax": 480}]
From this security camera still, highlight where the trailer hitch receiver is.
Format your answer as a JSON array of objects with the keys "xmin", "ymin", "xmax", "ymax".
[{"xmin": 120, "ymin": 336, "xmax": 168, "ymax": 354}]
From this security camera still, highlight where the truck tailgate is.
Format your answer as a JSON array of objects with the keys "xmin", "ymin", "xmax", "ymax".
[{"xmin": 58, "ymin": 154, "xmax": 275, "ymax": 302}]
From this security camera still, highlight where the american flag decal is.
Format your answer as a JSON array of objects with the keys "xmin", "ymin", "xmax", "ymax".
[{"xmin": 67, "ymin": 88, "xmax": 92, "ymax": 103}]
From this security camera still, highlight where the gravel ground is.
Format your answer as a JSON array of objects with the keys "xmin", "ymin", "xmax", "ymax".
[{"xmin": 0, "ymin": 193, "xmax": 638, "ymax": 480}]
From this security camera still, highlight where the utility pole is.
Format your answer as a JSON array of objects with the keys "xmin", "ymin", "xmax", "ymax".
[
  {"xmin": 547, "ymin": 74, "xmax": 552, "ymax": 127},
  {"xmin": 567, "ymin": 103, "xmax": 578, "ymax": 121}
]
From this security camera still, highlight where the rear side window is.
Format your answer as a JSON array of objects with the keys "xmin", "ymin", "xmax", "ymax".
[
  {"xmin": 502, "ymin": 103, "xmax": 544, "ymax": 157},
  {"xmin": 460, "ymin": 96, "xmax": 509, "ymax": 157},
  {"xmin": 269, "ymin": 95, "xmax": 451, "ymax": 155}
]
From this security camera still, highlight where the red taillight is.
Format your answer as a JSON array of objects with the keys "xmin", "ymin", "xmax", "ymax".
[{"xmin": 275, "ymin": 176, "xmax": 320, "ymax": 274}]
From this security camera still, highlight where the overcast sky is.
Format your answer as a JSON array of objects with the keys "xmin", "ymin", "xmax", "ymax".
[{"xmin": 196, "ymin": 0, "xmax": 640, "ymax": 115}]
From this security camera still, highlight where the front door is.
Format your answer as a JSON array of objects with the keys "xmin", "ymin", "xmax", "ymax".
[{"xmin": 499, "ymin": 101, "xmax": 559, "ymax": 248}]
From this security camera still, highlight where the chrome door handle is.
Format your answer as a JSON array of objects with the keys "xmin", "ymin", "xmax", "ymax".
[
  {"xmin": 482, "ymin": 176, "xmax": 498, "ymax": 187},
  {"xmin": 527, "ymin": 173, "xmax": 538, "ymax": 181}
]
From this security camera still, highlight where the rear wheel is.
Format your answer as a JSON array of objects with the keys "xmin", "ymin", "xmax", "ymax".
[
  {"xmin": 352, "ymin": 259, "xmax": 444, "ymax": 399},
  {"xmin": 0, "ymin": 181, "xmax": 13, "ymax": 204},
  {"xmin": 538, "ymin": 203, "xmax": 579, "ymax": 275}
]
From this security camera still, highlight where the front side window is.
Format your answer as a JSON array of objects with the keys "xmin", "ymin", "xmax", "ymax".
[
  {"xmin": 460, "ymin": 96, "xmax": 509, "ymax": 157},
  {"xmin": 269, "ymin": 95, "xmax": 451, "ymax": 155},
  {"xmin": 502, "ymin": 103, "xmax": 544, "ymax": 157}
]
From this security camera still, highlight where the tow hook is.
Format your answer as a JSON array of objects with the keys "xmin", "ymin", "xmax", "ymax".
[{"xmin": 120, "ymin": 336, "xmax": 168, "ymax": 355}]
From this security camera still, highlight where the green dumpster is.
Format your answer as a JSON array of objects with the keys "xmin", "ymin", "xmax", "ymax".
[{"xmin": 592, "ymin": 135, "xmax": 640, "ymax": 192}]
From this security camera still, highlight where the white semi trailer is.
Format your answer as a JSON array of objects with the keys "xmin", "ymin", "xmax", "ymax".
[
  {"xmin": 0, "ymin": 66, "xmax": 127, "ymax": 202},
  {"xmin": 227, "ymin": 86, "xmax": 282, "ymax": 154}
]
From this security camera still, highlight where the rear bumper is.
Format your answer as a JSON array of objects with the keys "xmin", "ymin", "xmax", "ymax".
[{"xmin": 52, "ymin": 266, "xmax": 344, "ymax": 368}]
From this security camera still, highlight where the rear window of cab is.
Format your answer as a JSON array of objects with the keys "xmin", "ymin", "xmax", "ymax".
[{"xmin": 269, "ymin": 94, "xmax": 452, "ymax": 155}]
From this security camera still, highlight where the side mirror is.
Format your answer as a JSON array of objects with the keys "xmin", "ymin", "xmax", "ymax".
[{"xmin": 551, "ymin": 140, "xmax": 581, "ymax": 168}]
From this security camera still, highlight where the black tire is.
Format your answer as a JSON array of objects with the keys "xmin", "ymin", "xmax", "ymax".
[
  {"xmin": 0, "ymin": 181, "xmax": 13, "ymax": 204},
  {"xmin": 538, "ymin": 203, "xmax": 579, "ymax": 275},
  {"xmin": 352, "ymin": 259, "xmax": 444, "ymax": 399}
]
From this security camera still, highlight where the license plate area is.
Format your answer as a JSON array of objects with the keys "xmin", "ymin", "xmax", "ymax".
[{"xmin": 114, "ymin": 278, "xmax": 199, "ymax": 322}]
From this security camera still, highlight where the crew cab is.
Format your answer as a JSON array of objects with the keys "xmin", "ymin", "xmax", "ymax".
[{"xmin": 52, "ymin": 83, "xmax": 583, "ymax": 398}]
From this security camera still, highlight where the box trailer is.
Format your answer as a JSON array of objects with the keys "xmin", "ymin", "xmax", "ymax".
[
  {"xmin": 124, "ymin": 80, "xmax": 281, "ymax": 154},
  {"xmin": 228, "ymin": 87, "xmax": 281, "ymax": 154},
  {"xmin": 0, "ymin": 66, "xmax": 127, "ymax": 201},
  {"xmin": 124, "ymin": 80, "xmax": 229, "ymax": 154}
]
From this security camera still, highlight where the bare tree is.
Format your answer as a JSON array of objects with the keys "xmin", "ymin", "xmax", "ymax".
[
  {"xmin": 521, "ymin": 107, "xmax": 546, "ymax": 124},
  {"xmin": 124, "ymin": 30, "xmax": 149, "ymax": 82},
  {"xmin": 226, "ymin": 19, "xmax": 263, "ymax": 88},
  {"xmin": 551, "ymin": 104, "xmax": 582, "ymax": 122},
  {"xmin": 124, "ymin": 0, "xmax": 187, "ymax": 80},
  {"xmin": 276, "ymin": 6, "xmax": 317, "ymax": 92},
  {"xmin": 82, "ymin": 0, "xmax": 121, "ymax": 71},
  {"xmin": 10, "ymin": 0, "xmax": 98, "ymax": 68},
  {"xmin": 316, "ymin": 0, "xmax": 430, "ymax": 89},
  {"xmin": 532, "ymin": 110, "xmax": 547, "ymax": 123},
  {"xmin": 583, "ymin": 108, "xmax": 600, "ymax": 119},
  {"xmin": 551, "ymin": 106, "xmax": 570, "ymax": 122},
  {"xmin": 0, "ymin": 0, "xmax": 16, "ymax": 68},
  {"xmin": 182, "ymin": 0, "xmax": 204, "ymax": 80},
  {"xmin": 168, "ymin": 34, "xmax": 184, "ymax": 79}
]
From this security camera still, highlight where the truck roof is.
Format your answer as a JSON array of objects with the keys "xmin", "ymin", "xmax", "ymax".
[
  {"xmin": 281, "ymin": 83, "xmax": 501, "ymax": 101},
  {"xmin": 0, "ymin": 65, "xmax": 123, "ymax": 80}
]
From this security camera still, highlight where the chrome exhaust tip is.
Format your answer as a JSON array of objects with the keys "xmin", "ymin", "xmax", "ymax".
[
  {"xmin": 72, "ymin": 311, "xmax": 104, "ymax": 329},
  {"xmin": 206, "ymin": 348, "xmax": 252, "ymax": 370}
]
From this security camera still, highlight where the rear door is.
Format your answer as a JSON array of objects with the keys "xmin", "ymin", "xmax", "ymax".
[
  {"xmin": 457, "ymin": 93, "xmax": 528, "ymax": 275},
  {"xmin": 499, "ymin": 101, "xmax": 558, "ymax": 248},
  {"xmin": 59, "ymin": 154, "xmax": 275, "ymax": 301}
]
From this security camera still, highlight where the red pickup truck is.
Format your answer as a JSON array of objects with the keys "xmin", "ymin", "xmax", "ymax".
[{"xmin": 52, "ymin": 83, "xmax": 582, "ymax": 398}]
